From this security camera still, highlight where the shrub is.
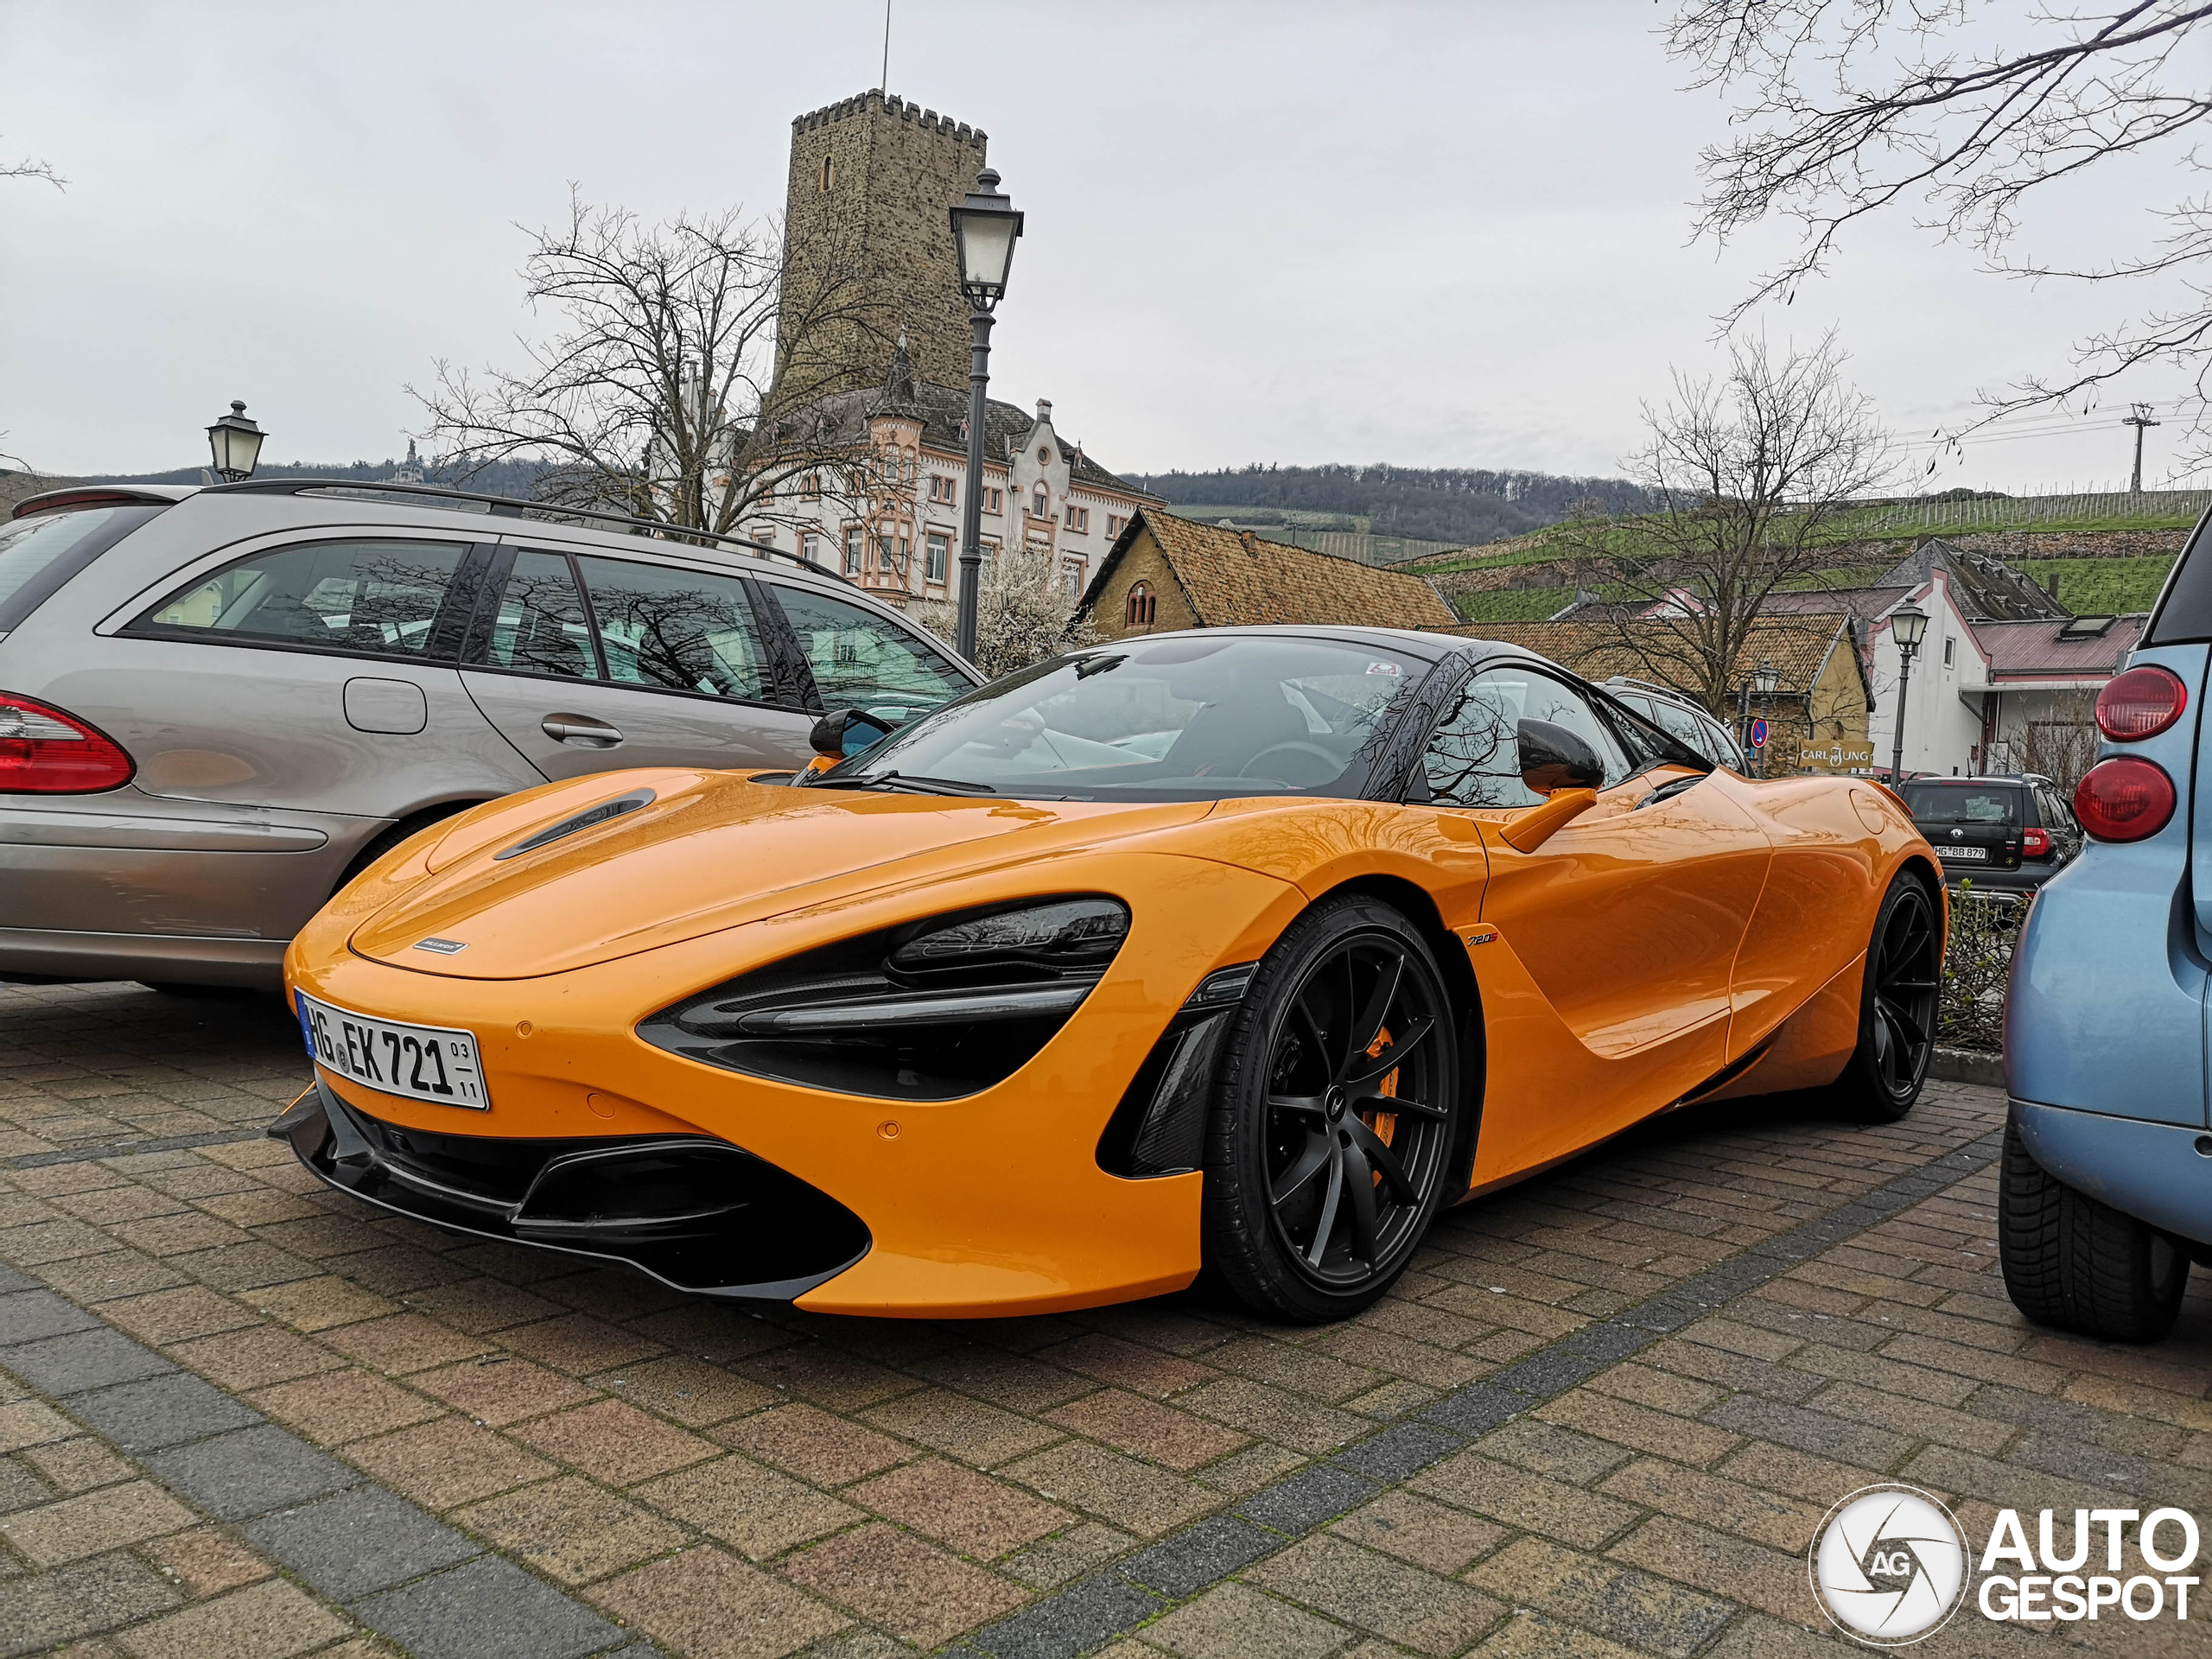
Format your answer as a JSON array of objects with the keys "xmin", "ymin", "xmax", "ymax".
[{"xmin": 1938, "ymin": 880, "xmax": 2016, "ymax": 1053}]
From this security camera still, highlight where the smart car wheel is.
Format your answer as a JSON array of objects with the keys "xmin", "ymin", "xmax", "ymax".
[
  {"xmin": 1201, "ymin": 895, "xmax": 1460, "ymax": 1322},
  {"xmin": 1827, "ymin": 870, "xmax": 1940, "ymax": 1122},
  {"xmin": 1999, "ymin": 1117, "xmax": 2190, "ymax": 1343}
]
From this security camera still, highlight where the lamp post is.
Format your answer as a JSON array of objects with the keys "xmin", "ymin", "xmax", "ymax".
[
  {"xmin": 1886, "ymin": 603, "xmax": 1929, "ymax": 785},
  {"xmin": 205, "ymin": 402, "xmax": 265, "ymax": 482},
  {"xmin": 947, "ymin": 169, "xmax": 1023, "ymax": 664},
  {"xmin": 1753, "ymin": 658, "xmax": 1778, "ymax": 775}
]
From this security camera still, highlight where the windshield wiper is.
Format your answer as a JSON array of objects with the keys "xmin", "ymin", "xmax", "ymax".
[{"xmin": 812, "ymin": 770, "xmax": 1026, "ymax": 798}]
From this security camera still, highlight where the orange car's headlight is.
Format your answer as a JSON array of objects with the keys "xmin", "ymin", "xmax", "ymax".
[{"xmin": 636, "ymin": 896, "xmax": 1130, "ymax": 1102}]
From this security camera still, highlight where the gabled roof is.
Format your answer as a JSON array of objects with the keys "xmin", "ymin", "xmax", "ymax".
[
  {"xmin": 1080, "ymin": 509, "xmax": 1459, "ymax": 629},
  {"xmin": 1878, "ymin": 538, "xmax": 2068, "ymax": 622},
  {"xmin": 1453, "ymin": 613, "xmax": 1868, "ymax": 706},
  {"xmin": 1970, "ymin": 613, "xmax": 2150, "ymax": 678}
]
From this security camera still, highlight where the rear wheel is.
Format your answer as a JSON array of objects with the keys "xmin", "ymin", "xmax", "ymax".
[
  {"xmin": 1201, "ymin": 896, "xmax": 1460, "ymax": 1322},
  {"xmin": 2000, "ymin": 1117, "xmax": 2189, "ymax": 1343},
  {"xmin": 1827, "ymin": 870, "xmax": 1940, "ymax": 1122}
]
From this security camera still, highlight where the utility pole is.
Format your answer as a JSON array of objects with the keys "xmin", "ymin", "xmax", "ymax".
[{"xmin": 2125, "ymin": 403, "xmax": 2161, "ymax": 493}]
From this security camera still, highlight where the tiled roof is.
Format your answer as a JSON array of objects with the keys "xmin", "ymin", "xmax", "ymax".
[
  {"xmin": 1972, "ymin": 613, "xmax": 2150, "ymax": 677},
  {"xmin": 1091, "ymin": 510, "xmax": 1459, "ymax": 629},
  {"xmin": 1453, "ymin": 613, "xmax": 1858, "ymax": 700},
  {"xmin": 1878, "ymin": 538, "xmax": 2067, "ymax": 621}
]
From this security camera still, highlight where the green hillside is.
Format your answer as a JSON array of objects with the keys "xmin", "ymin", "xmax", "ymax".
[
  {"xmin": 1453, "ymin": 587, "xmax": 1575, "ymax": 622},
  {"xmin": 2018, "ymin": 556, "xmax": 2174, "ymax": 613}
]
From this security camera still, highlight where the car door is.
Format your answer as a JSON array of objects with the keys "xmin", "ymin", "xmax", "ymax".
[
  {"xmin": 458, "ymin": 544, "xmax": 817, "ymax": 779},
  {"xmin": 759, "ymin": 580, "xmax": 979, "ymax": 727},
  {"xmin": 98, "ymin": 531, "xmax": 537, "ymax": 818},
  {"xmin": 1423, "ymin": 663, "xmax": 1771, "ymax": 1178}
]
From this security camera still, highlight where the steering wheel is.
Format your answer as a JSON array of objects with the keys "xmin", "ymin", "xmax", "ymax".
[{"xmin": 1244, "ymin": 741, "xmax": 1341, "ymax": 787}]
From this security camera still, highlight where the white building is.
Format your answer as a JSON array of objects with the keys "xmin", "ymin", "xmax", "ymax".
[{"xmin": 736, "ymin": 343, "xmax": 1160, "ymax": 611}]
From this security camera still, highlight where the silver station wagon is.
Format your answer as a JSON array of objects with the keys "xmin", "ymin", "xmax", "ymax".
[{"xmin": 0, "ymin": 479, "xmax": 980, "ymax": 990}]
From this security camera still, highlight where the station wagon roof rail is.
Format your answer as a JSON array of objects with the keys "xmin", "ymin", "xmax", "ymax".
[{"xmin": 11, "ymin": 476, "xmax": 855, "ymax": 588}]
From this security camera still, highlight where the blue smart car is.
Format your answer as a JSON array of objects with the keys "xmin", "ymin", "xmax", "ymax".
[{"xmin": 2004, "ymin": 519, "xmax": 2212, "ymax": 1341}]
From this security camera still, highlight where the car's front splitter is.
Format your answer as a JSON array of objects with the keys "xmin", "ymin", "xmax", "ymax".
[{"xmin": 269, "ymin": 1080, "xmax": 869, "ymax": 1301}]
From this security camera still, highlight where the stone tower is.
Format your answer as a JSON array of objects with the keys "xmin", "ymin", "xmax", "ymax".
[{"xmin": 780, "ymin": 92, "xmax": 988, "ymax": 396}]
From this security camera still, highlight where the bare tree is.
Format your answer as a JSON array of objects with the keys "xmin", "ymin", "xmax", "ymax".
[
  {"xmin": 1557, "ymin": 333, "xmax": 1893, "ymax": 714},
  {"xmin": 1669, "ymin": 1, "xmax": 2212, "ymax": 456},
  {"xmin": 3, "ymin": 141, "xmax": 63, "ymax": 188},
  {"xmin": 2015, "ymin": 689, "xmax": 2103, "ymax": 792},
  {"xmin": 409, "ymin": 190, "xmax": 894, "ymax": 537},
  {"xmin": 913, "ymin": 543, "xmax": 1099, "ymax": 679}
]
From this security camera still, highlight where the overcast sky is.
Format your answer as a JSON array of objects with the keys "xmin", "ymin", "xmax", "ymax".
[{"xmin": 3, "ymin": 0, "xmax": 2204, "ymax": 492}]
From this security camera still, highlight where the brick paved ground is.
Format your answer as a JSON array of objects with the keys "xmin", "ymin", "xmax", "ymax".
[{"xmin": 1, "ymin": 979, "xmax": 2207, "ymax": 1658}]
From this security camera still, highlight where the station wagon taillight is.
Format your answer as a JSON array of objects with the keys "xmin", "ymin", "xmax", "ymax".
[
  {"xmin": 2021, "ymin": 826, "xmax": 2051, "ymax": 858},
  {"xmin": 2095, "ymin": 665, "xmax": 2189, "ymax": 741},
  {"xmin": 0, "ymin": 693, "xmax": 135, "ymax": 792},
  {"xmin": 2074, "ymin": 757, "xmax": 2176, "ymax": 842}
]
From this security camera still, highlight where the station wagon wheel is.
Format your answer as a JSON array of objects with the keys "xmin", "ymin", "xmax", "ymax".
[
  {"xmin": 1827, "ymin": 870, "xmax": 1942, "ymax": 1122},
  {"xmin": 1201, "ymin": 895, "xmax": 1460, "ymax": 1321}
]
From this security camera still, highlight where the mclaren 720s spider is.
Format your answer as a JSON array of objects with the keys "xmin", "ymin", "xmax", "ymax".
[{"xmin": 276, "ymin": 626, "xmax": 1945, "ymax": 1323}]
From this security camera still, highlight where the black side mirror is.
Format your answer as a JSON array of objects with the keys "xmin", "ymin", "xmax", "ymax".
[
  {"xmin": 1517, "ymin": 718, "xmax": 1605, "ymax": 794},
  {"xmin": 810, "ymin": 708, "xmax": 893, "ymax": 760}
]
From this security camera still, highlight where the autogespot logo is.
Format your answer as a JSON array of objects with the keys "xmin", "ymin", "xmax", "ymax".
[{"xmin": 1810, "ymin": 1485, "xmax": 1969, "ymax": 1645}]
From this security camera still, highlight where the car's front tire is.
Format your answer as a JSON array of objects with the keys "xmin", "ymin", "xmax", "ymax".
[
  {"xmin": 1999, "ymin": 1117, "xmax": 2190, "ymax": 1343},
  {"xmin": 1827, "ymin": 868, "xmax": 1941, "ymax": 1122},
  {"xmin": 1200, "ymin": 895, "xmax": 1461, "ymax": 1323}
]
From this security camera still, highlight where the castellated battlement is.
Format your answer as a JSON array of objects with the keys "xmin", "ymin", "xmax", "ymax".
[{"xmin": 791, "ymin": 90, "xmax": 984, "ymax": 147}]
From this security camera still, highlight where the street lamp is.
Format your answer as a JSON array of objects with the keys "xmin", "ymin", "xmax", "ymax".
[
  {"xmin": 205, "ymin": 402, "xmax": 265, "ymax": 482},
  {"xmin": 948, "ymin": 168, "xmax": 1023, "ymax": 663},
  {"xmin": 1887, "ymin": 603, "xmax": 1929, "ymax": 785}
]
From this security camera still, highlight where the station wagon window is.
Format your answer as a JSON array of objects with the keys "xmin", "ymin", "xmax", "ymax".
[
  {"xmin": 770, "ymin": 585, "xmax": 971, "ymax": 723},
  {"xmin": 574, "ymin": 556, "xmax": 770, "ymax": 702},
  {"xmin": 1423, "ymin": 666, "xmax": 1630, "ymax": 809},
  {"xmin": 475, "ymin": 550, "xmax": 597, "ymax": 678},
  {"xmin": 0, "ymin": 503, "xmax": 168, "ymax": 633},
  {"xmin": 1901, "ymin": 784, "xmax": 2018, "ymax": 824},
  {"xmin": 132, "ymin": 538, "xmax": 469, "ymax": 659}
]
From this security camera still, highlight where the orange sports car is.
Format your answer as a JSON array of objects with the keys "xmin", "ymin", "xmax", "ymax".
[{"xmin": 275, "ymin": 626, "xmax": 1943, "ymax": 1323}]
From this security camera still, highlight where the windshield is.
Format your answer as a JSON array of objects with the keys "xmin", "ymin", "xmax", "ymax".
[
  {"xmin": 1904, "ymin": 784, "xmax": 2019, "ymax": 825},
  {"xmin": 808, "ymin": 634, "xmax": 1434, "ymax": 802}
]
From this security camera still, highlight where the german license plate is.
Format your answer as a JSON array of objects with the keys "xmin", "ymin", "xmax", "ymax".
[
  {"xmin": 296, "ymin": 995, "xmax": 488, "ymax": 1109},
  {"xmin": 1936, "ymin": 845, "xmax": 1988, "ymax": 861}
]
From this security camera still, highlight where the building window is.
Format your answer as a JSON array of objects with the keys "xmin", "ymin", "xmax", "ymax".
[
  {"xmin": 897, "ymin": 534, "xmax": 911, "ymax": 577},
  {"xmin": 1107, "ymin": 514, "xmax": 1126, "ymax": 538},
  {"xmin": 875, "ymin": 533, "xmax": 894, "ymax": 573},
  {"xmin": 1065, "ymin": 505, "xmax": 1090, "ymax": 533},
  {"xmin": 842, "ymin": 525, "xmax": 862, "ymax": 575},
  {"xmin": 820, "ymin": 156, "xmax": 834, "ymax": 192},
  {"xmin": 801, "ymin": 531, "xmax": 820, "ymax": 566},
  {"xmin": 931, "ymin": 475, "xmax": 957, "ymax": 505},
  {"xmin": 983, "ymin": 487, "xmax": 1003, "ymax": 514},
  {"xmin": 799, "ymin": 473, "xmax": 821, "ymax": 502},
  {"xmin": 1125, "ymin": 582, "xmax": 1156, "ymax": 626},
  {"xmin": 1062, "ymin": 559, "xmax": 1084, "ymax": 601},
  {"xmin": 1032, "ymin": 486, "xmax": 1050, "ymax": 518},
  {"xmin": 1942, "ymin": 636, "xmax": 1955, "ymax": 667},
  {"xmin": 925, "ymin": 531, "xmax": 949, "ymax": 582}
]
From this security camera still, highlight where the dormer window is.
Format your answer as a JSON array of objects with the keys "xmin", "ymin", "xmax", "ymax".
[{"xmin": 1125, "ymin": 582, "xmax": 1156, "ymax": 626}]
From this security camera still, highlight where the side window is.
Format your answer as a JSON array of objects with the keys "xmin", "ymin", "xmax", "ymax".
[
  {"xmin": 1424, "ymin": 666, "xmax": 1630, "ymax": 809},
  {"xmin": 770, "ymin": 585, "xmax": 972, "ymax": 723},
  {"xmin": 475, "ymin": 550, "xmax": 596, "ymax": 679},
  {"xmin": 132, "ymin": 538, "xmax": 469, "ymax": 659},
  {"xmin": 1638, "ymin": 695, "xmax": 1732, "ymax": 767},
  {"xmin": 575, "ymin": 556, "xmax": 769, "ymax": 702}
]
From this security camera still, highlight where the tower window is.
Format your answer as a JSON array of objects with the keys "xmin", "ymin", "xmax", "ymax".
[{"xmin": 820, "ymin": 156, "xmax": 835, "ymax": 192}]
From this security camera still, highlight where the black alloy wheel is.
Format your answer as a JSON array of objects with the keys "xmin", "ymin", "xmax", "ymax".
[
  {"xmin": 1829, "ymin": 871, "xmax": 1942, "ymax": 1122},
  {"xmin": 1201, "ymin": 895, "xmax": 1460, "ymax": 1321}
]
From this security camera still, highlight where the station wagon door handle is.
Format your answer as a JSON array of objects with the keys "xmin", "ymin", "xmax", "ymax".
[{"xmin": 542, "ymin": 715, "xmax": 623, "ymax": 747}]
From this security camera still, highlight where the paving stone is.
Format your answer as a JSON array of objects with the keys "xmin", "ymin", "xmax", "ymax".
[
  {"xmin": 1001, "ymin": 1521, "xmax": 1139, "ymax": 1592},
  {"xmin": 783, "ymin": 1521, "xmax": 1027, "ymax": 1647},
  {"xmin": 1117, "ymin": 1514, "xmax": 1276, "ymax": 1597},
  {"xmin": 1327, "ymin": 1491, "xmax": 1507, "ymax": 1574},
  {"xmin": 111, "ymin": 1576, "xmax": 350, "ymax": 1659},
  {"xmin": 141, "ymin": 1527, "xmax": 276, "ymax": 1596},
  {"xmin": 632, "ymin": 1452, "xmax": 861, "ymax": 1560},
  {"xmin": 1247, "ymin": 1534, "xmax": 1507, "ymax": 1656},
  {"xmin": 1002, "ymin": 1438, "xmax": 1221, "ymax": 1538},
  {"xmin": 1142, "ymin": 1581, "xmax": 1345, "ymax": 1659},
  {"xmin": 66, "ymin": 1371, "xmax": 264, "ymax": 1452},
  {"xmin": 592, "ymin": 1355, "xmax": 776, "ymax": 1427},
  {"xmin": 143, "ymin": 1423, "xmax": 361, "ymax": 1520},
  {"xmin": 243, "ymin": 1485, "xmax": 482, "ymax": 1600},
  {"xmin": 851, "ymin": 1455, "xmax": 1071, "ymax": 1556},
  {"xmin": 715, "ymin": 1402, "xmax": 909, "ymax": 1485},
  {"xmin": 0, "ymin": 1288, "xmax": 101, "ymax": 1344},
  {"xmin": 458, "ymin": 1474, "xmax": 688, "ymax": 1586},
  {"xmin": 1408, "ymin": 1452, "xmax": 1641, "ymax": 1549},
  {"xmin": 0, "ymin": 1549, "xmax": 182, "ymax": 1654},
  {"xmin": 246, "ymin": 1367, "xmax": 447, "ymax": 1446},
  {"xmin": 1236, "ymin": 1462, "xmax": 1382, "ymax": 1533},
  {"xmin": 1046, "ymin": 1389, "xmax": 1249, "ymax": 1472},
  {"xmin": 973, "ymin": 1572, "xmax": 1163, "ymax": 1659},
  {"xmin": 588, "ymin": 1546, "xmax": 849, "ymax": 1659},
  {"xmin": 511, "ymin": 1397, "xmax": 719, "ymax": 1485},
  {"xmin": 0, "ymin": 1399, "xmax": 75, "ymax": 1452},
  {"xmin": 413, "ymin": 1354, "xmax": 600, "ymax": 1426},
  {"xmin": 1465, "ymin": 1535, "xmax": 1735, "ymax": 1659},
  {"xmin": 0, "ymin": 1328, "xmax": 173, "ymax": 1395},
  {"xmin": 862, "ymin": 1385, "xmax": 1064, "ymax": 1465},
  {"xmin": 345, "ymin": 1415, "xmax": 554, "ymax": 1510},
  {"xmin": 357, "ymin": 1554, "xmax": 625, "ymax": 1659},
  {"xmin": 0, "ymin": 1480, "xmax": 198, "ymax": 1566}
]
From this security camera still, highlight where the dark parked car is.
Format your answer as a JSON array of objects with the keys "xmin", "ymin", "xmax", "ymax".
[{"xmin": 1900, "ymin": 774, "xmax": 2082, "ymax": 898}]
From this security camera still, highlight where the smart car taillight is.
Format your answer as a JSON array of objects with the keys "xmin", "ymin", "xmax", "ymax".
[
  {"xmin": 0, "ymin": 692, "xmax": 133, "ymax": 793},
  {"xmin": 2021, "ymin": 826, "xmax": 2052, "ymax": 858},
  {"xmin": 2095, "ymin": 665, "xmax": 2188, "ymax": 741},
  {"xmin": 2074, "ymin": 757, "xmax": 2176, "ymax": 842}
]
